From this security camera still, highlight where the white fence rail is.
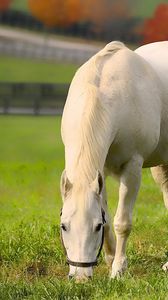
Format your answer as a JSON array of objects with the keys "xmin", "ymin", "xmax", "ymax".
[{"xmin": 0, "ymin": 28, "xmax": 101, "ymax": 63}]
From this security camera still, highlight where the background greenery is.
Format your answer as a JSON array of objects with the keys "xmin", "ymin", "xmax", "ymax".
[
  {"xmin": 0, "ymin": 57, "xmax": 78, "ymax": 83},
  {"xmin": 11, "ymin": 0, "xmax": 165, "ymax": 17},
  {"xmin": 0, "ymin": 116, "xmax": 167, "ymax": 299},
  {"xmin": 11, "ymin": 0, "xmax": 28, "ymax": 13},
  {"xmin": 133, "ymin": 0, "xmax": 166, "ymax": 17}
]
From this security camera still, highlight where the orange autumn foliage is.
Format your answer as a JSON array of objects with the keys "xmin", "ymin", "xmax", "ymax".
[
  {"xmin": 28, "ymin": 0, "xmax": 82, "ymax": 27},
  {"xmin": 83, "ymin": 0, "xmax": 129, "ymax": 25},
  {"xmin": 28, "ymin": 0, "xmax": 130, "ymax": 29},
  {"xmin": 142, "ymin": 3, "xmax": 168, "ymax": 44},
  {"xmin": 0, "ymin": 0, "xmax": 11, "ymax": 11}
]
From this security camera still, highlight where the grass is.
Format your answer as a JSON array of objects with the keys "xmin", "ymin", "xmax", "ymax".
[
  {"xmin": 0, "ymin": 116, "xmax": 168, "ymax": 299},
  {"xmin": 0, "ymin": 56, "xmax": 78, "ymax": 83}
]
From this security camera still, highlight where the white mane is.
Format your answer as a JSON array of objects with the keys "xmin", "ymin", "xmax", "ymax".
[
  {"xmin": 62, "ymin": 41, "xmax": 126, "ymax": 184},
  {"xmin": 75, "ymin": 84, "xmax": 110, "ymax": 182}
]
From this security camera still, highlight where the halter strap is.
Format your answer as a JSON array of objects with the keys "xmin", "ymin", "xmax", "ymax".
[{"xmin": 60, "ymin": 208, "xmax": 106, "ymax": 268}]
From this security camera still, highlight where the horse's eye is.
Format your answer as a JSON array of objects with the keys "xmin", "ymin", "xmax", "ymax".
[
  {"xmin": 61, "ymin": 224, "xmax": 67, "ymax": 231},
  {"xmin": 95, "ymin": 223, "xmax": 102, "ymax": 232}
]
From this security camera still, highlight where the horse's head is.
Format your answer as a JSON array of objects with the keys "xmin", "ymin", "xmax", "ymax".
[{"xmin": 60, "ymin": 170, "xmax": 105, "ymax": 281}]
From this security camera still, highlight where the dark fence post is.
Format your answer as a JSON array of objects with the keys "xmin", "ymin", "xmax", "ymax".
[
  {"xmin": 0, "ymin": 82, "xmax": 69, "ymax": 115},
  {"xmin": 34, "ymin": 97, "xmax": 40, "ymax": 115},
  {"xmin": 3, "ymin": 96, "xmax": 10, "ymax": 114}
]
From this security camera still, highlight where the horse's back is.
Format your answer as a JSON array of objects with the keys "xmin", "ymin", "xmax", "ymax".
[
  {"xmin": 135, "ymin": 42, "xmax": 168, "ymax": 166},
  {"xmin": 135, "ymin": 42, "xmax": 168, "ymax": 86}
]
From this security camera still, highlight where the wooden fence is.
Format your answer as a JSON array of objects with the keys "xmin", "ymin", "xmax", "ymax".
[{"xmin": 0, "ymin": 83, "xmax": 70, "ymax": 115}]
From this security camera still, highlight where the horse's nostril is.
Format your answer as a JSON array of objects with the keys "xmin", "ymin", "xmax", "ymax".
[
  {"xmin": 88, "ymin": 276, "xmax": 92, "ymax": 280},
  {"xmin": 68, "ymin": 275, "xmax": 74, "ymax": 280}
]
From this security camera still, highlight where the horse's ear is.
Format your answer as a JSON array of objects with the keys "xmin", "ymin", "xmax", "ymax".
[
  {"xmin": 91, "ymin": 170, "xmax": 103, "ymax": 195},
  {"xmin": 60, "ymin": 170, "xmax": 73, "ymax": 200}
]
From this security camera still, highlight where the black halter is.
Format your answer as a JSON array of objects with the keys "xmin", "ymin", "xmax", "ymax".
[{"xmin": 60, "ymin": 208, "xmax": 106, "ymax": 268}]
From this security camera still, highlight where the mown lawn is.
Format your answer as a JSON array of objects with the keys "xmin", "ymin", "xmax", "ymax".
[
  {"xmin": 0, "ymin": 56, "xmax": 78, "ymax": 83},
  {"xmin": 0, "ymin": 116, "xmax": 167, "ymax": 300}
]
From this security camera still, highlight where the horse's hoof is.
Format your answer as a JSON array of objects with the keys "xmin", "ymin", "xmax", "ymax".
[
  {"xmin": 162, "ymin": 262, "xmax": 168, "ymax": 271},
  {"xmin": 111, "ymin": 257, "xmax": 127, "ymax": 279}
]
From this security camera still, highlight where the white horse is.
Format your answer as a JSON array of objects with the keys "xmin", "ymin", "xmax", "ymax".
[{"xmin": 60, "ymin": 41, "xmax": 168, "ymax": 280}]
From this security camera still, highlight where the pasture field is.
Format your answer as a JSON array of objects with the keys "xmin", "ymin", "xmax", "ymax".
[
  {"xmin": 0, "ymin": 56, "xmax": 78, "ymax": 83},
  {"xmin": 0, "ymin": 116, "xmax": 167, "ymax": 300}
]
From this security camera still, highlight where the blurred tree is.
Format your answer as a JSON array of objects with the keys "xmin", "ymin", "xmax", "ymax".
[
  {"xmin": 0, "ymin": 0, "xmax": 11, "ymax": 11},
  {"xmin": 28, "ymin": 0, "xmax": 133, "ymax": 41},
  {"xmin": 83, "ymin": 0, "xmax": 130, "ymax": 25},
  {"xmin": 82, "ymin": 0, "xmax": 131, "ymax": 37},
  {"xmin": 28, "ymin": 0, "xmax": 82, "ymax": 28},
  {"xmin": 28, "ymin": 0, "xmax": 131, "ymax": 29},
  {"xmin": 142, "ymin": 3, "xmax": 168, "ymax": 44}
]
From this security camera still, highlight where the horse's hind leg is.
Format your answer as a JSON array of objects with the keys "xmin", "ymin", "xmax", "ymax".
[
  {"xmin": 102, "ymin": 184, "xmax": 116, "ymax": 267},
  {"xmin": 151, "ymin": 165, "xmax": 168, "ymax": 209},
  {"xmin": 151, "ymin": 165, "xmax": 168, "ymax": 271}
]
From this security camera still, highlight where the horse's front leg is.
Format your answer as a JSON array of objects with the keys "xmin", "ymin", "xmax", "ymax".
[
  {"xmin": 111, "ymin": 155, "xmax": 143, "ymax": 278},
  {"xmin": 102, "ymin": 184, "xmax": 116, "ymax": 267}
]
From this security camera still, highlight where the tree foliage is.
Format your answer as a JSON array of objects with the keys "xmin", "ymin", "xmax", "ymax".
[
  {"xmin": 0, "ymin": 0, "xmax": 11, "ymax": 11},
  {"xmin": 142, "ymin": 3, "xmax": 168, "ymax": 44},
  {"xmin": 83, "ymin": 0, "xmax": 129, "ymax": 24},
  {"xmin": 28, "ymin": 0, "xmax": 130, "ymax": 29},
  {"xmin": 28, "ymin": 0, "xmax": 82, "ymax": 27}
]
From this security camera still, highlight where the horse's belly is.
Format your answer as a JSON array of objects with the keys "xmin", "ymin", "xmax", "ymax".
[
  {"xmin": 105, "ymin": 135, "xmax": 158, "ymax": 176},
  {"xmin": 105, "ymin": 142, "xmax": 168, "ymax": 176},
  {"xmin": 143, "ymin": 135, "xmax": 168, "ymax": 167},
  {"xmin": 143, "ymin": 153, "xmax": 168, "ymax": 168},
  {"xmin": 105, "ymin": 120, "xmax": 168, "ymax": 174}
]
